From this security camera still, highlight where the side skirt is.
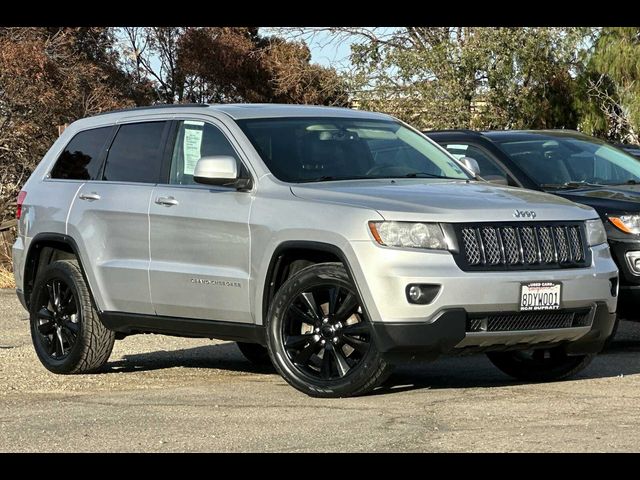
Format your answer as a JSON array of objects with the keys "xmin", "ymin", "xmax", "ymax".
[{"xmin": 99, "ymin": 312, "xmax": 266, "ymax": 344}]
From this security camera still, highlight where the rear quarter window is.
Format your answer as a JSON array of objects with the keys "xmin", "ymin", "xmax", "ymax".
[{"xmin": 50, "ymin": 126, "xmax": 113, "ymax": 180}]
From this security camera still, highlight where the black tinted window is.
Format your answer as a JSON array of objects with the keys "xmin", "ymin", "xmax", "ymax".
[
  {"xmin": 51, "ymin": 127, "xmax": 112, "ymax": 180},
  {"xmin": 103, "ymin": 122, "xmax": 167, "ymax": 183},
  {"xmin": 237, "ymin": 118, "xmax": 468, "ymax": 182},
  {"xmin": 169, "ymin": 121, "xmax": 239, "ymax": 185}
]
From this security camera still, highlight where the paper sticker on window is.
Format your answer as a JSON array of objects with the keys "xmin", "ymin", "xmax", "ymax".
[{"xmin": 183, "ymin": 127, "xmax": 203, "ymax": 175}]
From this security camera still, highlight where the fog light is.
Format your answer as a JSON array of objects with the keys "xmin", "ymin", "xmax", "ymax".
[
  {"xmin": 408, "ymin": 285, "xmax": 423, "ymax": 302},
  {"xmin": 406, "ymin": 284, "xmax": 441, "ymax": 305},
  {"xmin": 625, "ymin": 251, "xmax": 640, "ymax": 275}
]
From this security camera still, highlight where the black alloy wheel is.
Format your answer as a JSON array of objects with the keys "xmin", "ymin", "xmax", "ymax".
[
  {"xmin": 29, "ymin": 259, "xmax": 115, "ymax": 374},
  {"xmin": 34, "ymin": 277, "xmax": 80, "ymax": 360},
  {"xmin": 282, "ymin": 284, "xmax": 371, "ymax": 380},
  {"xmin": 266, "ymin": 262, "xmax": 392, "ymax": 397}
]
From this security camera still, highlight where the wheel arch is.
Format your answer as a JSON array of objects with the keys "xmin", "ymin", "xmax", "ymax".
[
  {"xmin": 23, "ymin": 233, "xmax": 95, "ymax": 310},
  {"xmin": 261, "ymin": 240, "xmax": 365, "ymax": 327}
]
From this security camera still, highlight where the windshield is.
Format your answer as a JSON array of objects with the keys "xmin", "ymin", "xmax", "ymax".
[
  {"xmin": 496, "ymin": 135, "xmax": 640, "ymax": 187},
  {"xmin": 237, "ymin": 117, "xmax": 471, "ymax": 183}
]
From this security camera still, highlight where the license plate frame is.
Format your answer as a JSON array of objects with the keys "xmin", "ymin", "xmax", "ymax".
[{"xmin": 520, "ymin": 281, "xmax": 562, "ymax": 311}]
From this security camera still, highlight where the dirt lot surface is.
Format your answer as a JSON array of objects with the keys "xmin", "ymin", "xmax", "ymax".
[{"xmin": 1, "ymin": 288, "xmax": 640, "ymax": 452}]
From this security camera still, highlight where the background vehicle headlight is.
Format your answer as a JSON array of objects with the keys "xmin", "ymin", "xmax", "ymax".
[
  {"xmin": 608, "ymin": 214, "xmax": 640, "ymax": 235},
  {"xmin": 586, "ymin": 219, "xmax": 608, "ymax": 246},
  {"xmin": 369, "ymin": 221, "xmax": 448, "ymax": 250}
]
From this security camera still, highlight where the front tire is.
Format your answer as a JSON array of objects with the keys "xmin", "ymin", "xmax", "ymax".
[
  {"xmin": 266, "ymin": 262, "xmax": 392, "ymax": 398},
  {"xmin": 487, "ymin": 348, "xmax": 594, "ymax": 382},
  {"xmin": 29, "ymin": 259, "xmax": 115, "ymax": 374}
]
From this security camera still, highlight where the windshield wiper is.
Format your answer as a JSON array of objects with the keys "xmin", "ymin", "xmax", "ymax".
[
  {"xmin": 541, "ymin": 181, "xmax": 603, "ymax": 190},
  {"xmin": 300, "ymin": 175, "xmax": 370, "ymax": 183},
  {"xmin": 402, "ymin": 172, "xmax": 464, "ymax": 180}
]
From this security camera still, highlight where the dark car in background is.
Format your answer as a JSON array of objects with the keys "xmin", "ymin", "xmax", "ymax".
[{"xmin": 425, "ymin": 129, "xmax": 640, "ymax": 325}]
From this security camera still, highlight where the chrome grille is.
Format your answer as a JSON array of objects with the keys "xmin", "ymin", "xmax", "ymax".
[
  {"xmin": 467, "ymin": 309, "xmax": 592, "ymax": 332},
  {"xmin": 502, "ymin": 227, "xmax": 520, "ymax": 264},
  {"xmin": 456, "ymin": 223, "xmax": 588, "ymax": 271},
  {"xmin": 538, "ymin": 227, "xmax": 555, "ymax": 263},
  {"xmin": 461, "ymin": 228, "xmax": 481, "ymax": 264},
  {"xmin": 481, "ymin": 227, "xmax": 501, "ymax": 264},
  {"xmin": 569, "ymin": 226, "xmax": 584, "ymax": 261}
]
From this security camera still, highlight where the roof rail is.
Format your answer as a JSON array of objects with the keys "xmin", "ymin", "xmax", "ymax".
[{"xmin": 89, "ymin": 103, "xmax": 210, "ymax": 118}]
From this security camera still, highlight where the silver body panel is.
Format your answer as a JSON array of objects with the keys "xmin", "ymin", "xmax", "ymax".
[{"xmin": 13, "ymin": 104, "xmax": 618, "ymax": 352}]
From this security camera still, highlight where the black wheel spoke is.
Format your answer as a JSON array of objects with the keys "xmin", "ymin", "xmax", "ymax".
[
  {"xmin": 331, "ymin": 345, "xmax": 351, "ymax": 377},
  {"xmin": 335, "ymin": 292, "xmax": 358, "ymax": 321},
  {"xmin": 37, "ymin": 307, "xmax": 54, "ymax": 322},
  {"xmin": 289, "ymin": 304, "xmax": 318, "ymax": 326},
  {"xmin": 300, "ymin": 292, "xmax": 321, "ymax": 321},
  {"xmin": 320, "ymin": 347, "xmax": 333, "ymax": 379},
  {"xmin": 285, "ymin": 334, "xmax": 313, "ymax": 350},
  {"xmin": 46, "ymin": 284, "xmax": 55, "ymax": 308},
  {"xmin": 52, "ymin": 281, "xmax": 61, "ymax": 310},
  {"xmin": 342, "ymin": 334, "xmax": 369, "ymax": 355},
  {"xmin": 37, "ymin": 321, "xmax": 56, "ymax": 336},
  {"xmin": 342, "ymin": 322, "xmax": 370, "ymax": 336},
  {"xmin": 63, "ymin": 320, "xmax": 80, "ymax": 336},
  {"xmin": 54, "ymin": 328, "xmax": 64, "ymax": 357},
  {"xmin": 292, "ymin": 341, "xmax": 320, "ymax": 365},
  {"xmin": 328, "ymin": 287, "xmax": 340, "ymax": 315}
]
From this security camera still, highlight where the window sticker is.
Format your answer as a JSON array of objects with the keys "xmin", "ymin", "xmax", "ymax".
[{"xmin": 183, "ymin": 126, "xmax": 203, "ymax": 175}]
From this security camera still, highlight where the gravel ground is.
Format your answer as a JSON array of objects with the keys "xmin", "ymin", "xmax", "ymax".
[{"xmin": 1, "ymin": 288, "xmax": 640, "ymax": 452}]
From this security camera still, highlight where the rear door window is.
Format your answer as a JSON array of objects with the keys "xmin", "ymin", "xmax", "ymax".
[
  {"xmin": 102, "ymin": 122, "xmax": 168, "ymax": 183},
  {"xmin": 51, "ymin": 127, "xmax": 113, "ymax": 180}
]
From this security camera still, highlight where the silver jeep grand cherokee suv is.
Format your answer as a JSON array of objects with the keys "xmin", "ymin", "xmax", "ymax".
[{"xmin": 13, "ymin": 104, "xmax": 618, "ymax": 397}]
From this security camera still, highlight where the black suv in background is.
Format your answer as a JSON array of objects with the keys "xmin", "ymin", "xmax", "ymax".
[{"xmin": 425, "ymin": 129, "xmax": 640, "ymax": 323}]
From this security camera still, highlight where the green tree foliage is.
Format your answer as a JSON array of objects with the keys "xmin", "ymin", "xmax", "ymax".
[
  {"xmin": 577, "ymin": 28, "xmax": 640, "ymax": 143},
  {"xmin": 347, "ymin": 27, "xmax": 583, "ymax": 130}
]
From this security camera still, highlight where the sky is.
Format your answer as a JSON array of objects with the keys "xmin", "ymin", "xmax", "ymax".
[{"xmin": 260, "ymin": 28, "xmax": 398, "ymax": 72}]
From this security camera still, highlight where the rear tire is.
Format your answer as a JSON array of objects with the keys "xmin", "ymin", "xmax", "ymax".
[
  {"xmin": 29, "ymin": 259, "xmax": 115, "ymax": 374},
  {"xmin": 487, "ymin": 347, "xmax": 594, "ymax": 382},
  {"xmin": 237, "ymin": 342, "xmax": 272, "ymax": 366},
  {"xmin": 266, "ymin": 262, "xmax": 392, "ymax": 398}
]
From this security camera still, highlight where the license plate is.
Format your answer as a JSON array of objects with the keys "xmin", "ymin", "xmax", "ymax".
[{"xmin": 520, "ymin": 282, "xmax": 561, "ymax": 311}]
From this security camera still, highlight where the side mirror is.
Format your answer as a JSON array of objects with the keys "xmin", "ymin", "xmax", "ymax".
[
  {"xmin": 461, "ymin": 156, "xmax": 481, "ymax": 177},
  {"xmin": 193, "ymin": 156, "xmax": 252, "ymax": 190}
]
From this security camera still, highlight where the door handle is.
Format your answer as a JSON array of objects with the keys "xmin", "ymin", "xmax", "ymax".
[
  {"xmin": 155, "ymin": 196, "xmax": 179, "ymax": 207},
  {"xmin": 78, "ymin": 192, "xmax": 101, "ymax": 201}
]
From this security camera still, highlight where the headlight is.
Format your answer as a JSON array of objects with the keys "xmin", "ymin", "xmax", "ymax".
[
  {"xmin": 608, "ymin": 214, "xmax": 640, "ymax": 235},
  {"xmin": 369, "ymin": 221, "xmax": 448, "ymax": 250},
  {"xmin": 585, "ymin": 219, "xmax": 607, "ymax": 246}
]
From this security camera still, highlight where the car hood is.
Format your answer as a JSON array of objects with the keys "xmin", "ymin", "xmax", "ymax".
[
  {"xmin": 290, "ymin": 179, "xmax": 596, "ymax": 223},
  {"xmin": 552, "ymin": 184, "xmax": 640, "ymax": 215}
]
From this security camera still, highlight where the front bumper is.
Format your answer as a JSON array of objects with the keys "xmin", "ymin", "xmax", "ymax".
[
  {"xmin": 372, "ymin": 302, "xmax": 615, "ymax": 363},
  {"xmin": 350, "ymin": 241, "xmax": 618, "ymax": 324}
]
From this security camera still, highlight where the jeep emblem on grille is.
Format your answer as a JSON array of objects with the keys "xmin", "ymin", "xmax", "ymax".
[{"xmin": 513, "ymin": 209, "xmax": 537, "ymax": 219}]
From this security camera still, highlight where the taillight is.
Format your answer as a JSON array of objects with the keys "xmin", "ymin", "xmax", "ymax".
[{"xmin": 16, "ymin": 191, "xmax": 27, "ymax": 219}]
